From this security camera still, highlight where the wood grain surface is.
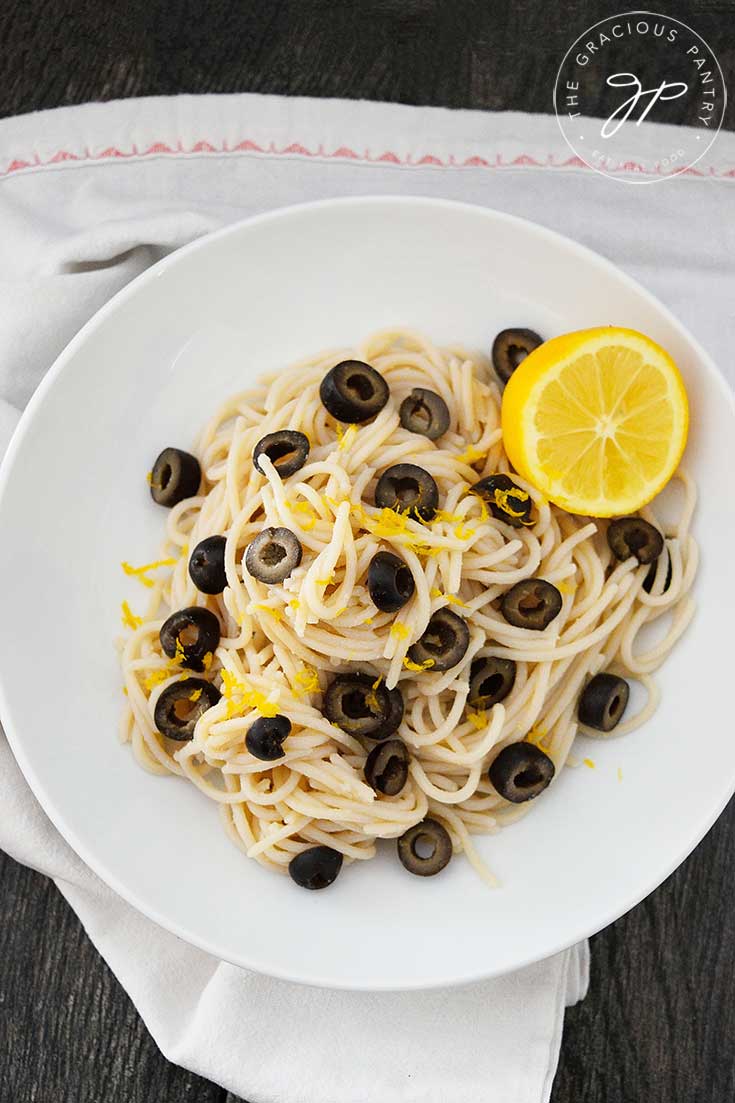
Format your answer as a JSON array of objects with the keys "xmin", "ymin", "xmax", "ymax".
[
  {"xmin": 1, "ymin": 2, "xmax": 734, "ymax": 1100},
  {"xmin": 1, "ymin": 0, "xmax": 734, "ymax": 126}
]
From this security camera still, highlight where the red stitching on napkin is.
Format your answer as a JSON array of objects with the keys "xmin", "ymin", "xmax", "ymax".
[{"xmin": 0, "ymin": 139, "xmax": 732, "ymax": 178}]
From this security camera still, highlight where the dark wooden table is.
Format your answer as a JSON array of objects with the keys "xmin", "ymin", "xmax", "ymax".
[{"xmin": 1, "ymin": 3, "xmax": 734, "ymax": 1100}]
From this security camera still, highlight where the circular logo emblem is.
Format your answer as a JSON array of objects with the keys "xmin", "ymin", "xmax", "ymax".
[{"xmin": 554, "ymin": 11, "xmax": 727, "ymax": 182}]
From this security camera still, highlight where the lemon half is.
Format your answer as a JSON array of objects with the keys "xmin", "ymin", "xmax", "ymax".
[{"xmin": 501, "ymin": 326, "xmax": 689, "ymax": 517}]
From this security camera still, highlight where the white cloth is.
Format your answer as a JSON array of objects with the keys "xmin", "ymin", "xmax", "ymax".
[{"xmin": 1, "ymin": 92, "xmax": 733, "ymax": 1103}]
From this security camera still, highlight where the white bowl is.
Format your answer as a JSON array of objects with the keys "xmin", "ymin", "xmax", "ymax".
[{"xmin": 0, "ymin": 197, "xmax": 733, "ymax": 990}]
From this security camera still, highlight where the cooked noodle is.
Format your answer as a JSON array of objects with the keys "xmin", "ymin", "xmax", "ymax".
[{"xmin": 118, "ymin": 329, "xmax": 697, "ymax": 883}]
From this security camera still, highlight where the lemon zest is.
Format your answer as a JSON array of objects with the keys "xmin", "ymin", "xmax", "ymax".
[
  {"xmin": 458, "ymin": 446, "xmax": 485, "ymax": 465},
  {"xmin": 188, "ymin": 688, "xmax": 203, "ymax": 702},
  {"xmin": 335, "ymin": 423, "xmax": 358, "ymax": 450},
  {"xmin": 120, "ymin": 600, "xmax": 143, "ymax": 630},
  {"xmin": 145, "ymin": 471, "xmax": 153, "ymax": 486},
  {"xmin": 556, "ymin": 580, "xmax": 576, "ymax": 595},
  {"xmin": 122, "ymin": 687, "xmax": 128, "ymax": 697},
  {"xmin": 354, "ymin": 503, "xmax": 443, "ymax": 557},
  {"xmin": 430, "ymin": 588, "xmax": 465, "ymax": 607},
  {"xmin": 335, "ymin": 606, "xmax": 346, "ymax": 616},
  {"xmin": 432, "ymin": 509, "xmax": 462, "ymax": 524},
  {"xmin": 365, "ymin": 675, "xmax": 383, "ymax": 711},
  {"xmin": 390, "ymin": 621, "xmax": 410, "ymax": 640},
  {"xmin": 491, "ymin": 487, "xmax": 534, "ymax": 527},
  {"xmin": 121, "ymin": 558, "xmax": 176, "ymax": 588},
  {"xmin": 287, "ymin": 499, "xmax": 319, "ymax": 530},
  {"xmin": 202, "ymin": 651, "xmax": 214, "ymax": 672},
  {"xmin": 453, "ymin": 522, "xmax": 475, "ymax": 540},
  {"xmin": 256, "ymin": 604, "xmax": 283, "ymax": 622},
  {"xmin": 477, "ymin": 498, "xmax": 490, "ymax": 522},
  {"xmin": 220, "ymin": 670, "xmax": 244, "ymax": 693},
  {"xmin": 617, "ymin": 767, "xmax": 623, "ymax": 782},
  {"xmin": 526, "ymin": 726, "xmax": 549, "ymax": 750},
  {"xmin": 316, "ymin": 573, "xmax": 335, "ymax": 586},
  {"xmin": 143, "ymin": 668, "xmax": 172, "ymax": 690},
  {"xmin": 403, "ymin": 656, "xmax": 435, "ymax": 672},
  {"xmin": 363, "ymin": 507, "xmax": 410, "ymax": 538},
  {"xmin": 174, "ymin": 638, "xmax": 186, "ymax": 664},
  {"xmin": 365, "ymin": 689, "xmax": 380, "ymax": 711},
  {"xmin": 583, "ymin": 757, "xmax": 596, "ymax": 769},
  {"xmin": 493, "ymin": 486, "xmax": 529, "ymax": 519},
  {"xmin": 288, "ymin": 598, "xmax": 301, "ymax": 610},
  {"xmin": 221, "ymin": 668, "xmax": 278, "ymax": 718},
  {"xmin": 363, "ymin": 616, "xmax": 373, "ymax": 625},
  {"xmin": 467, "ymin": 707, "xmax": 487, "ymax": 730},
  {"xmin": 294, "ymin": 665, "xmax": 320, "ymax": 695}
]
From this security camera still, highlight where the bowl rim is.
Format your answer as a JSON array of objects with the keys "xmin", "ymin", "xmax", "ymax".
[{"xmin": 0, "ymin": 194, "xmax": 733, "ymax": 990}]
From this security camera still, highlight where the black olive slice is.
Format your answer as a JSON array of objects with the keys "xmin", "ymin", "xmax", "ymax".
[
  {"xmin": 368, "ymin": 686, "xmax": 405, "ymax": 742},
  {"xmin": 253, "ymin": 430, "xmax": 310, "ymax": 479},
  {"xmin": 501, "ymin": 579, "xmax": 562, "ymax": 630},
  {"xmin": 492, "ymin": 328, "xmax": 543, "ymax": 384},
  {"xmin": 150, "ymin": 447, "xmax": 201, "ymax": 507},
  {"xmin": 397, "ymin": 818, "xmax": 452, "ymax": 876},
  {"xmin": 159, "ymin": 607, "xmax": 220, "ymax": 672},
  {"xmin": 578, "ymin": 673, "xmax": 629, "ymax": 732},
  {"xmin": 319, "ymin": 360, "xmax": 389, "ymax": 423},
  {"xmin": 468, "ymin": 657, "xmax": 517, "ymax": 709},
  {"xmin": 488, "ymin": 742, "xmax": 555, "ymax": 803},
  {"xmin": 154, "ymin": 677, "xmax": 221, "ymax": 741},
  {"xmin": 367, "ymin": 551, "xmax": 415, "ymax": 613},
  {"xmin": 245, "ymin": 714, "xmax": 291, "ymax": 760},
  {"xmin": 289, "ymin": 846, "xmax": 343, "ymax": 890},
  {"xmin": 188, "ymin": 535, "xmax": 227, "ymax": 595},
  {"xmin": 472, "ymin": 473, "xmax": 533, "ymax": 529},
  {"xmin": 323, "ymin": 673, "xmax": 390, "ymax": 737},
  {"xmin": 607, "ymin": 517, "xmax": 663, "ymax": 565},
  {"xmin": 643, "ymin": 549, "xmax": 672, "ymax": 594},
  {"xmin": 245, "ymin": 527, "xmax": 302, "ymax": 584},
  {"xmin": 374, "ymin": 463, "xmax": 439, "ymax": 522},
  {"xmin": 408, "ymin": 608, "xmax": 470, "ymax": 673},
  {"xmin": 399, "ymin": 387, "xmax": 450, "ymax": 440},
  {"xmin": 364, "ymin": 739, "xmax": 410, "ymax": 796}
]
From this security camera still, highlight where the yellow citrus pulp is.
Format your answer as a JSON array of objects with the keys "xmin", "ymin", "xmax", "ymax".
[{"xmin": 500, "ymin": 326, "xmax": 689, "ymax": 517}]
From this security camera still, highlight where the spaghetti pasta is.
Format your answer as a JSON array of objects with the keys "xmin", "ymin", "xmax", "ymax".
[{"xmin": 118, "ymin": 329, "xmax": 697, "ymax": 883}]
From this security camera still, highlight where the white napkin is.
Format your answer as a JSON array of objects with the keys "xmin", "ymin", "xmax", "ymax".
[{"xmin": 1, "ymin": 92, "xmax": 734, "ymax": 1103}]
